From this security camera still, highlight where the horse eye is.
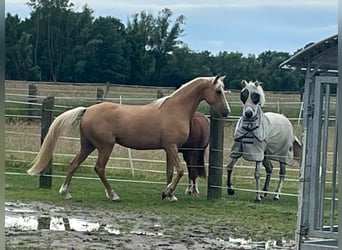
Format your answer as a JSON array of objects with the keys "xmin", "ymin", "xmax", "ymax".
[
  {"xmin": 251, "ymin": 93, "xmax": 260, "ymax": 104},
  {"xmin": 240, "ymin": 89, "xmax": 249, "ymax": 103},
  {"xmin": 216, "ymin": 89, "xmax": 222, "ymax": 95}
]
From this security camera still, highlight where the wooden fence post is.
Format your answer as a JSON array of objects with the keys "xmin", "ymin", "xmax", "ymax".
[
  {"xmin": 28, "ymin": 83, "xmax": 37, "ymax": 122},
  {"xmin": 39, "ymin": 96, "xmax": 54, "ymax": 188},
  {"xmin": 207, "ymin": 109, "xmax": 225, "ymax": 199},
  {"xmin": 96, "ymin": 87, "xmax": 104, "ymax": 103}
]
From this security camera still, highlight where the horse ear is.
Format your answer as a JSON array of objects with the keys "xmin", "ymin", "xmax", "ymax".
[
  {"xmin": 213, "ymin": 74, "xmax": 221, "ymax": 84},
  {"xmin": 241, "ymin": 80, "xmax": 248, "ymax": 87},
  {"xmin": 219, "ymin": 75, "xmax": 226, "ymax": 81},
  {"xmin": 255, "ymin": 81, "xmax": 263, "ymax": 87}
]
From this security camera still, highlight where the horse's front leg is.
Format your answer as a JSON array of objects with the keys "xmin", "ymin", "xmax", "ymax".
[
  {"xmin": 274, "ymin": 162, "xmax": 286, "ymax": 200},
  {"xmin": 227, "ymin": 157, "xmax": 238, "ymax": 195},
  {"xmin": 185, "ymin": 178, "xmax": 199, "ymax": 196},
  {"xmin": 261, "ymin": 157, "xmax": 273, "ymax": 199},
  {"xmin": 254, "ymin": 161, "xmax": 262, "ymax": 202},
  {"xmin": 192, "ymin": 178, "xmax": 200, "ymax": 196},
  {"xmin": 162, "ymin": 146, "xmax": 184, "ymax": 202},
  {"xmin": 185, "ymin": 178, "xmax": 192, "ymax": 195}
]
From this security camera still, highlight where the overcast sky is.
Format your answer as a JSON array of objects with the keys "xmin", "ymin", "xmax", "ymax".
[{"xmin": 5, "ymin": 0, "xmax": 338, "ymax": 55}]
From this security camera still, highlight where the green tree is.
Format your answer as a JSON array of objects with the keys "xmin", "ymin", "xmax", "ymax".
[
  {"xmin": 257, "ymin": 51, "xmax": 303, "ymax": 91},
  {"xmin": 5, "ymin": 13, "xmax": 22, "ymax": 79},
  {"xmin": 149, "ymin": 8, "xmax": 185, "ymax": 84},
  {"xmin": 61, "ymin": 5, "xmax": 96, "ymax": 82},
  {"xmin": 126, "ymin": 9, "xmax": 185, "ymax": 85},
  {"xmin": 5, "ymin": 14, "xmax": 39, "ymax": 80},
  {"xmin": 126, "ymin": 11, "xmax": 157, "ymax": 85},
  {"xmin": 27, "ymin": 0, "xmax": 74, "ymax": 81},
  {"xmin": 86, "ymin": 16, "xmax": 130, "ymax": 83}
]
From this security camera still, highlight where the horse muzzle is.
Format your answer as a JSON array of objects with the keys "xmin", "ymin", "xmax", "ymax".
[
  {"xmin": 221, "ymin": 108, "xmax": 230, "ymax": 118},
  {"xmin": 243, "ymin": 106, "xmax": 257, "ymax": 120},
  {"xmin": 217, "ymin": 105, "xmax": 230, "ymax": 117}
]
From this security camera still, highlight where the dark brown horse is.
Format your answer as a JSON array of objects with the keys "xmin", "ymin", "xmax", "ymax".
[
  {"xmin": 28, "ymin": 76, "xmax": 230, "ymax": 202},
  {"xmin": 179, "ymin": 112, "xmax": 210, "ymax": 196}
]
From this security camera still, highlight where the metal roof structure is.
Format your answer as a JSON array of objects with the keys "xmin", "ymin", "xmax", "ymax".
[{"xmin": 279, "ymin": 34, "xmax": 338, "ymax": 72}]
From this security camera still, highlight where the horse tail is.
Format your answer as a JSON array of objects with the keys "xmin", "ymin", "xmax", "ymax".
[
  {"xmin": 27, "ymin": 107, "xmax": 86, "ymax": 175},
  {"xmin": 293, "ymin": 136, "xmax": 302, "ymax": 162}
]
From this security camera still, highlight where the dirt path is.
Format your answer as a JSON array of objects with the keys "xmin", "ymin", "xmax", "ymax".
[{"xmin": 5, "ymin": 201, "xmax": 295, "ymax": 249}]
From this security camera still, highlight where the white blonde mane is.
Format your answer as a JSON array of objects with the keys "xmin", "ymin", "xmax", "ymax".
[
  {"xmin": 153, "ymin": 96, "xmax": 169, "ymax": 108},
  {"xmin": 152, "ymin": 77, "xmax": 216, "ymax": 108}
]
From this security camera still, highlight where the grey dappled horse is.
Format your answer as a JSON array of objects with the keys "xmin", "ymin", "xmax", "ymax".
[{"xmin": 226, "ymin": 80, "xmax": 301, "ymax": 202}]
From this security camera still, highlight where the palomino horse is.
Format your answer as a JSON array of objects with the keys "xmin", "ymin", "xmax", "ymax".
[
  {"xmin": 179, "ymin": 111, "xmax": 210, "ymax": 196},
  {"xmin": 28, "ymin": 75, "xmax": 230, "ymax": 202},
  {"xmin": 226, "ymin": 80, "xmax": 301, "ymax": 202}
]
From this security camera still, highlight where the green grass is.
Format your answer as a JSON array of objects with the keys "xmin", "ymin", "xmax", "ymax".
[{"xmin": 5, "ymin": 170, "xmax": 299, "ymax": 241}]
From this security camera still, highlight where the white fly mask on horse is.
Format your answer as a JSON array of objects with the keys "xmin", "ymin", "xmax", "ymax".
[
  {"xmin": 240, "ymin": 80, "xmax": 265, "ymax": 120},
  {"xmin": 231, "ymin": 80, "xmax": 268, "ymax": 161}
]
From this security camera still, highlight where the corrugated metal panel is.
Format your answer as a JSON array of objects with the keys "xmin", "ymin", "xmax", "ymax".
[{"xmin": 279, "ymin": 34, "xmax": 338, "ymax": 71}]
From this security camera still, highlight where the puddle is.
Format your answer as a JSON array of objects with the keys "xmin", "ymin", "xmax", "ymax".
[
  {"xmin": 5, "ymin": 201, "xmax": 163, "ymax": 236},
  {"xmin": 5, "ymin": 201, "xmax": 295, "ymax": 249}
]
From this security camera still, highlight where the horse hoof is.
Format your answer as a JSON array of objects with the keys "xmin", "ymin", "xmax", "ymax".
[
  {"xmin": 112, "ymin": 195, "xmax": 121, "ymax": 202},
  {"xmin": 184, "ymin": 188, "xmax": 192, "ymax": 195},
  {"xmin": 254, "ymin": 199, "xmax": 261, "ymax": 203},
  {"xmin": 273, "ymin": 196, "xmax": 280, "ymax": 201},
  {"xmin": 169, "ymin": 195, "xmax": 178, "ymax": 202},
  {"xmin": 63, "ymin": 193, "xmax": 72, "ymax": 200},
  {"xmin": 162, "ymin": 190, "xmax": 169, "ymax": 200},
  {"xmin": 227, "ymin": 188, "xmax": 235, "ymax": 195},
  {"xmin": 192, "ymin": 192, "xmax": 199, "ymax": 197},
  {"xmin": 60, "ymin": 191, "xmax": 72, "ymax": 199}
]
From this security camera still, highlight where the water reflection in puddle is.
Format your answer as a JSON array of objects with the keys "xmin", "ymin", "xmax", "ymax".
[
  {"xmin": 5, "ymin": 202, "xmax": 295, "ymax": 249},
  {"xmin": 5, "ymin": 201, "xmax": 162, "ymax": 236},
  {"xmin": 5, "ymin": 213, "xmax": 162, "ymax": 236}
]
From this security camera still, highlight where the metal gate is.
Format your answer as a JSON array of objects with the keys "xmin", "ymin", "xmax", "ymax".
[{"xmin": 297, "ymin": 75, "xmax": 338, "ymax": 249}]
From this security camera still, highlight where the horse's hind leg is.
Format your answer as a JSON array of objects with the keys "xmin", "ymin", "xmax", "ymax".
[
  {"xmin": 60, "ymin": 134, "xmax": 95, "ymax": 199},
  {"xmin": 95, "ymin": 145, "xmax": 120, "ymax": 201},
  {"xmin": 186, "ymin": 164, "xmax": 200, "ymax": 196},
  {"xmin": 185, "ymin": 164, "xmax": 194, "ymax": 195},
  {"xmin": 261, "ymin": 157, "xmax": 273, "ymax": 199},
  {"xmin": 273, "ymin": 162, "xmax": 286, "ymax": 201},
  {"xmin": 193, "ymin": 177, "xmax": 200, "ymax": 195},
  {"xmin": 227, "ymin": 157, "xmax": 238, "ymax": 195}
]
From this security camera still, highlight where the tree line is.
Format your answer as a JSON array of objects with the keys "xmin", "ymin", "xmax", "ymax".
[{"xmin": 5, "ymin": 0, "xmax": 304, "ymax": 91}]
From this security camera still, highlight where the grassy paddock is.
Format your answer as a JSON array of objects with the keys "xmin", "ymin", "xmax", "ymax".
[
  {"xmin": 5, "ymin": 172, "xmax": 299, "ymax": 241},
  {"xmin": 5, "ymin": 80, "xmax": 336, "ymax": 241}
]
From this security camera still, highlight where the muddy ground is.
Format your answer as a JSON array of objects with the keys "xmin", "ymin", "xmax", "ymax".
[{"xmin": 5, "ymin": 201, "xmax": 295, "ymax": 249}]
